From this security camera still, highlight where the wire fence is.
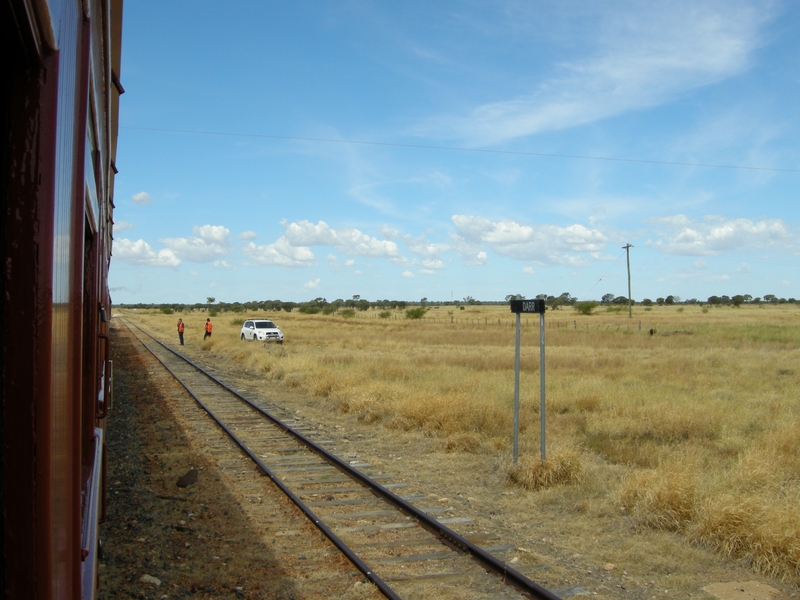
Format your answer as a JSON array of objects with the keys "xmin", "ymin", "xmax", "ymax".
[{"xmin": 350, "ymin": 312, "xmax": 652, "ymax": 332}]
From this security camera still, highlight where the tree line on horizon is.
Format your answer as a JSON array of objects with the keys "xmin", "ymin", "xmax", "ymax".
[{"xmin": 114, "ymin": 291, "xmax": 798, "ymax": 315}]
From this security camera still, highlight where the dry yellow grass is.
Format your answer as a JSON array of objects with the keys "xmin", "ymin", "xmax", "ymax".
[{"xmin": 120, "ymin": 303, "xmax": 800, "ymax": 581}]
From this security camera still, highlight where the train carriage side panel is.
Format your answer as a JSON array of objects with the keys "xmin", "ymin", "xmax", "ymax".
[{"xmin": 2, "ymin": 0, "xmax": 122, "ymax": 597}]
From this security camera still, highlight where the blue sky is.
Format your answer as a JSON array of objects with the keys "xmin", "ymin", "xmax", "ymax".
[{"xmin": 110, "ymin": 1, "xmax": 800, "ymax": 305}]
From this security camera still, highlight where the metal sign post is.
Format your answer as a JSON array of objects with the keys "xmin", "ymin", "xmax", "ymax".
[
  {"xmin": 509, "ymin": 299, "xmax": 546, "ymax": 463},
  {"xmin": 539, "ymin": 309, "xmax": 546, "ymax": 462},
  {"xmin": 513, "ymin": 311, "xmax": 521, "ymax": 463}
]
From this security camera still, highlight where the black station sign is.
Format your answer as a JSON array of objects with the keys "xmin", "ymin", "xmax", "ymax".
[{"xmin": 509, "ymin": 299, "xmax": 546, "ymax": 314}]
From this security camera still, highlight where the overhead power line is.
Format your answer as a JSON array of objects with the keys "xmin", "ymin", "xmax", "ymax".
[{"xmin": 120, "ymin": 126, "xmax": 800, "ymax": 174}]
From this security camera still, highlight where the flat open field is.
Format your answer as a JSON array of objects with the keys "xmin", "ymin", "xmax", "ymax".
[{"xmin": 120, "ymin": 303, "xmax": 800, "ymax": 589}]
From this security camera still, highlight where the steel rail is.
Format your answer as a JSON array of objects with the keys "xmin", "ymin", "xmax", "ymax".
[
  {"xmin": 123, "ymin": 321, "xmax": 401, "ymax": 599},
  {"xmin": 124, "ymin": 319, "xmax": 562, "ymax": 600}
]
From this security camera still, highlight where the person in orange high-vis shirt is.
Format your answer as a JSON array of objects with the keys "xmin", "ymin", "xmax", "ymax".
[
  {"xmin": 204, "ymin": 318, "xmax": 213, "ymax": 340},
  {"xmin": 177, "ymin": 318, "xmax": 185, "ymax": 345}
]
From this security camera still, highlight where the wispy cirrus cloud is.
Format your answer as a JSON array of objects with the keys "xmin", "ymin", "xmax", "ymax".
[
  {"xmin": 418, "ymin": 2, "xmax": 773, "ymax": 145},
  {"xmin": 645, "ymin": 215, "xmax": 795, "ymax": 256}
]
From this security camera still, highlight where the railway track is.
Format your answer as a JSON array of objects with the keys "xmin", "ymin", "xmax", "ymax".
[{"xmin": 123, "ymin": 319, "xmax": 562, "ymax": 600}]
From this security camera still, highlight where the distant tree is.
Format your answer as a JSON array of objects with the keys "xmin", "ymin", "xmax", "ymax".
[
  {"xmin": 546, "ymin": 296, "xmax": 562, "ymax": 311},
  {"xmin": 575, "ymin": 301, "xmax": 598, "ymax": 315},
  {"xmin": 731, "ymin": 295, "xmax": 746, "ymax": 307},
  {"xmin": 206, "ymin": 297, "xmax": 215, "ymax": 304},
  {"xmin": 656, "ymin": 297, "xmax": 665, "ymax": 306},
  {"xmin": 665, "ymin": 295, "xmax": 676, "ymax": 305},
  {"xmin": 642, "ymin": 298, "xmax": 653, "ymax": 306},
  {"xmin": 420, "ymin": 297, "xmax": 428, "ymax": 306},
  {"xmin": 559, "ymin": 292, "xmax": 576, "ymax": 305},
  {"xmin": 601, "ymin": 293, "xmax": 615, "ymax": 304},
  {"xmin": 357, "ymin": 299, "xmax": 370, "ymax": 311},
  {"xmin": 764, "ymin": 294, "xmax": 777, "ymax": 303},
  {"xmin": 406, "ymin": 306, "xmax": 428, "ymax": 319}
]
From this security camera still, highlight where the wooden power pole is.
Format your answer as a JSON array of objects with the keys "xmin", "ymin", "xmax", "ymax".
[{"xmin": 623, "ymin": 244, "xmax": 633, "ymax": 318}]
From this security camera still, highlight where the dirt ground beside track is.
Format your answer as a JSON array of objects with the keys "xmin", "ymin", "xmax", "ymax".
[{"xmin": 100, "ymin": 321, "xmax": 799, "ymax": 599}]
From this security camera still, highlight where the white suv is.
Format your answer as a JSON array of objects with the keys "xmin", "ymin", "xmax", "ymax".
[{"xmin": 240, "ymin": 319, "xmax": 284, "ymax": 343}]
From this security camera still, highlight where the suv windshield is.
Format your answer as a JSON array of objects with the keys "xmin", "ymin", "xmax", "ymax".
[{"xmin": 255, "ymin": 321, "xmax": 276, "ymax": 329}]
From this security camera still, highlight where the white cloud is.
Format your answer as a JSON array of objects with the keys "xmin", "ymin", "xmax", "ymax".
[
  {"xmin": 131, "ymin": 191, "xmax": 152, "ymax": 206},
  {"xmin": 238, "ymin": 231, "xmax": 257, "ymax": 241},
  {"xmin": 113, "ymin": 238, "xmax": 180, "ymax": 267},
  {"xmin": 113, "ymin": 220, "xmax": 135, "ymax": 233},
  {"xmin": 381, "ymin": 225, "xmax": 400, "ymax": 239},
  {"xmin": 523, "ymin": 267, "xmax": 535, "ymax": 274},
  {"xmin": 284, "ymin": 220, "xmax": 403, "ymax": 259},
  {"xmin": 419, "ymin": 3, "xmax": 771, "ymax": 145},
  {"xmin": 451, "ymin": 215, "xmax": 606, "ymax": 265},
  {"xmin": 646, "ymin": 215, "xmax": 794, "ymax": 255},
  {"xmin": 304, "ymin": 278, "xmax": 321, "ymax": 289},
  {"xmin": 402, "ymin": 271, "xmax": 415, "ymax": 278},
  {"xmin": 242, "ymin": 237, "xmax": 315, "ymax": 267},
  {"xmin": 161, "ymin": 225, "xmax": 233, "ymax": 263},
  {"xmin": 345, "ymin": 259, "xmax": 356, "ymax": 267},
  {"xmin": 406, "ymin": 234, "xmax": 450, "ymax": 258},
  {"xmin": 419, "ymin": 269, "xmax": 436, "ymax": 275},
  {"xmin": 422, "ymin": 258, "xmax": 445, "ymax": 270}
]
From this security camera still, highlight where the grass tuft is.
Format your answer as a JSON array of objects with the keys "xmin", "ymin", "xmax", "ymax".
[
  {"xmin": 618, "ymin": 462, "xmax": 697, "ymax": 531},
  {"xmin": 506, "ymin": 450, "xmax": 582, "ymax": 490}
]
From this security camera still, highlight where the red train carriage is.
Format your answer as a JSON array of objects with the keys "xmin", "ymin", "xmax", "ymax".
[{"xmin": 2, "ymin": 0, "xmax": 123, "ymax": 598}]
